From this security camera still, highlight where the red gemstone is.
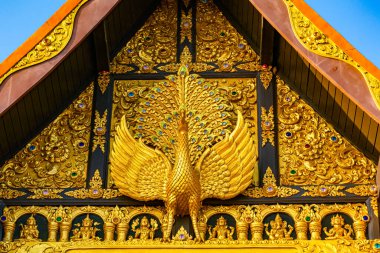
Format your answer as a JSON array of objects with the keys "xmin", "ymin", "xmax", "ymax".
[
  {"xmin": 305, "ymin": 144, "xmax": 310, "ymax": 148},
  {"xmin": 262, "ymin": 64, "xmax": 268, "ymax": 69}
]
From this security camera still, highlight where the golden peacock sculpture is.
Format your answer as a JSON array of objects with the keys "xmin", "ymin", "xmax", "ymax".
[{"xmin": 110, "ymin": 66, "xmax": 257, "ymax": 241}]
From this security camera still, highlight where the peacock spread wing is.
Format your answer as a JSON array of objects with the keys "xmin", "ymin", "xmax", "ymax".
[
  {"xmin": 196, "ymin": 110, "xmax": 257, "ymax": 200},
  {"xmin": 110, "ymin": 115, "xmax": 171, "ymax": 201}
]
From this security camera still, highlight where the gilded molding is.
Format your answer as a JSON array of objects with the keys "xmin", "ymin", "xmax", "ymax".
[
  {"xmin": 92, "ymin": 110, "xmax": 108, "ymax": 153},
  {"xmin": 0, "ymin": 84, "xmax": 93, "ymax": 188},
  {"xmin": 283, "ymin": 0, "xmax": 380, "ymax": 109},
  {"xmin": 0, "ymin": 188, "xmax": 26, "ymax": 199},
  {"xmin": 259, "ymin": 70, "xmax": 273, "ymax": 90},
  {"xmin": 0, "ymin": 0, "xmax": 88, "ymax": 86},
  {"xmin": 243, "ymin": 167, "xmax": 299, "ymax": 198},
  {"xmin": 301, "ymin": 185, "xmax": 345, "ymax": 197},
  {"xmin": 196, "ymin": 0, "xmax": 260, "ymax": 71},
  {"xmin": 346, "ymin": 185, "xmax": 378, "ymax": 197},
  {"xmin": 261, "ymin": 106, "xmax": 275, "ymax": 147},
  {"xmin": 6, "ymin": 240, "xmax": 380, "ymax": 253},
  {"xmin": 181, "ymin": 10, "xmax": 192, "ymax": 43},
  {"xmin": 277, "ymin": 77, "xmax": 377, "ymax": 185},
  {"xmin": 65, "ymin": 170, "xmax": 121, "ymax": 199},
  {"xmin": 371, "ymin": 197, "xmax": 378, "ymax": 217},
  {"xmin": 110, "ymin": 0, "xmax": 177, "ymax": 73},
  {"xmin": 27, "ymin": 189, "xmax": 64, "ymax": 199},
  {"xmin": 97, "ymin": 71, "xmax": 110, "ymax": 94}
]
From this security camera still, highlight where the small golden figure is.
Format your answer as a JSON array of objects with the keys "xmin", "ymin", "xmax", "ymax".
[
  {"xmin": 264, "ymin": 214, "xmax": 293, "ymax": 240},
  {"xmin": 19, "ymin": 214, "xmax": 40, "ymax": 241},
  {"xmin": 208, "ymin": 216, "xmax": 235, "ymax": 240},
  {"xmin": 323, "ymin": 214, "xmax": 353, "ymax": 240},
  {"xmin": 130, "ymin": 216, "xmax": 158, "ymax": 240},
  {"xmin": 70, "ymin": 214, "xmax": 101, "ymax": 241}
]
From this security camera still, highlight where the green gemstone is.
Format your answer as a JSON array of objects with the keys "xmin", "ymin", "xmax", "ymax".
[
  {"xmin": 290, "ymin": 169, "xmax": 297, "ymax": 175},
  {"xmin": 305, "ymin": 216, "xmax": 311, "ymax": 222},
  {"xmin": 231, "ymin": 91, "xmax": 238, "ymax": 96},
  {"xmin": 56, "ymin": 217, "xmax": 62, "ymax": 222},
  {"xmin": 220, "ymin": 32, "xmax": 225, "ymax": 36},
  {"xmin": 71, "ymin": 172, "xmax": 78, "ymax": 177}
]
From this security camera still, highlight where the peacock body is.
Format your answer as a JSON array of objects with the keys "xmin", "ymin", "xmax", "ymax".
[{"xmin": 111, "ymin": 66, "xmax": 257, "ymax": 241}]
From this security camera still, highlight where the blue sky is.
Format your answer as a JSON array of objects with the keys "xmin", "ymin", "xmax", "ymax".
[{"xmin": 0, "ymin": 1, "xmax": 379, "ymax": 69}]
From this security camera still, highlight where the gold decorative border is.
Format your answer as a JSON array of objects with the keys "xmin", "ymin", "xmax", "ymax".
[
  {"xmin": 4, "ymin": 240, "xmax": 380, "ymax": 253},
  {"xmin": 0, "ymin": 188, "xmax": 26, "ymax": 199},
  {"xmin": 243, "ymin": 167, "xmax": 299, "ymax": 198},
  {"xmin": 92, "ymin": 110, "xmax": 108, "ymax": 153},
  {"xmin": 260, "ymin": 106, "xmax": 274, "ymax": 147},
  {"xmin": 0, "ymin": 0, "xmax": 88, "ymax": 85},
  {"xmin": 283, "ymin": 0, "xmax": 380, "ymax": 109},
  {"xmin": 302, "ymin": 185, "xmax": 345, "ymax": 197},
  {"xmin": 65, "ymin": 170, "xmax": 121, "ymax": 199}
]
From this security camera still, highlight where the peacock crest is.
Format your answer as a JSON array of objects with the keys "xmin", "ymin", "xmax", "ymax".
[{"xmin": 131, "ymin": 66, "xmax": 234, "ymax": 164}]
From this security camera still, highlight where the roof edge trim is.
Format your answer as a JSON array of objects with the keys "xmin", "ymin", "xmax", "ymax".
[
  {"xmin": 286, "ymin": 0, "xmax": 380, "ymax": 110},
  {"xmin": 0, "ymin": 0, "xmax": 87, "ymax": 84}
]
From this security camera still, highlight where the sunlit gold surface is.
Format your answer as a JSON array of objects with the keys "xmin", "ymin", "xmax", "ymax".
[
  {"xmin": 130, "ymin": 216, "xmax": 158, "ymax": 240},
  {"xmin": 65, "ymin": 170, "xmax": 121, "ymax": 199},
  {"xmin": 243, "ymin": 167, "xmax": 299, "ymax": 198},
  {"xmin": 110, "ymin": 67, "xmax": 257, "ymax": 241},
  {"xmin": 0, "ymin": 84, "xmax": 93, "ymax": 189},
  {"xmin": 196, "ymin": 0, "xmax": 259, "ymax": 72},
  {"xmin": 260, "ymin": 106, "xmax": 274, "ymax": 147},
  {"xmin": 264, "ymin": 214, "xmax": 293, "ymax": 240},
  {"xmin": 0, "ymin": 0, "xmax": 88, "ymax": 86},
  {"xmin": 27, "ymin": 189, "xmax": 63, "ymax": 199},
  {"xmin": 283, "ymin": 0, "xmax": 380, "ymax": 109},
  {"xmin": 92, "ymin": 110, "xmax": 108, "ymax": 153},
  {"xmin": 277, "ymin": 77, "xmax": 377, "ymax": 185},
  {"xmin": 98, "ymin": 71, "xmax": 110, "ymax": 94},
  {"xmin": 71, "ymin": 214, "xmax": 101, "ymax": 241},
  {"xmin": 110, "ymin": 0, "xmax": 177, "ymax": 73},
  {"xmin": 208, "ymin": 216, "xmax": 234, "ymax": 241},
  {"xmin": 18, "ymin": 215, "xmax": 40, "ymax": 242},
  {"xmin": 323, "ymin": 214, "xmax": 353, "ymax": 240},
  {"xmin": 259, "ymin": 70, "xmax": 273, "ymax": 90}
]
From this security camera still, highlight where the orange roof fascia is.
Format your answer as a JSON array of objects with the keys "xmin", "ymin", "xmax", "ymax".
[
  {"xmin": 292, "ymin": 0, "xmax": 380, "ymax": 80},
  {"xmin": 0, "ymin": 0, "xmax": 83, "ymax": 77}
]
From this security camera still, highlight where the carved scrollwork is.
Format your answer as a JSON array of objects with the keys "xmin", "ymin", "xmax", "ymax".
[
  {"xmin": 0, "ymin": 84, "xmax": 93, "ymax": 188},
  {"xmin": 196, "ymin": 0, "xmax": 260, "ymax": 71},
  {"xmin": 277, "ymin": 77, "xmax": 377, "ymax": 185},
  {"xmin": 110, "ymin": 0, "xmax": 177, "ymax": 73}
]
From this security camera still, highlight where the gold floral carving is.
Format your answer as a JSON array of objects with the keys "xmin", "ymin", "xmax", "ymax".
[
  {"xmin": 27, "ymin": 189, "xmax": 64, "ymax": 199},
  {"xmin": 261, "ymin": 106, "xmax": 275, "ymax": 147},
  {"xmin": 110, "ymin": 0, "xmax": 177, "ymax": 73},
  {"xmin": 277, "ymin": 77, "xmax": 377, "ymax": 185},
  {"xmin": 243, "ymin": 167, "xmax": 299, "ymax": 198},
  {"xmin": 302, "ymin": 185, "xmax": 345, "ymax": 197},
  {"xmin": 196, "ymin": 0, "xmax": 260, "ymax": 71},
  {"xmin": 92, "ymin": 110, "xmax": 107, "ymax": 153},
  {"xmin": 0, "ymin": 187, "xmax": 26, "ymax": 199},
  {"xmin": 260, "ymin": 70, "xmax": 273, "ymax": 89},
  {"xmin": 158, "ymin": 47, "xmax": 216, "ymax": 73},
  {"xmin": 173, "ymin": 226, "xmax": 192, "ymax": 241},
  {"xmin": 0, "ymin": 0, "xmax": 88, "ymax": 86},
  {"xmin": 371, "ymin": 197, "xmax": 378, "ymax": 217},
  {"xmin": 181, "ymin": 10, "xmax": 192, "ymax": 43},
  {"xmin": 346, "ymin": 185, "xmax": 378, "ymax": 197},
  {"xmin": 283, "ymin": 0, "xmax": 380, "ymax": 109},
  {"xmin": 65, "ymin": 170, "xmax": 121, "ymax": 199},
  {"xmin": 0, "ymin": 84, "xmax": 93, "ymax": 188},
  {"xmin": 97, "ymin": 71, "xmax": 110, "ymax": 94}
]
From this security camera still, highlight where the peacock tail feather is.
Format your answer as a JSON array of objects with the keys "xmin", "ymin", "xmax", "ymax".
[{"xmin": 132, "ymin": 66, "xmax": 233, "ymax": 164}]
